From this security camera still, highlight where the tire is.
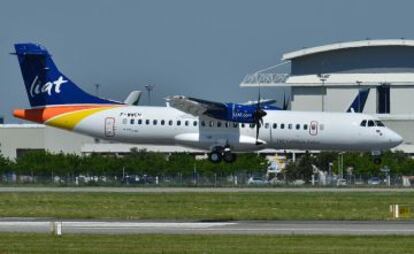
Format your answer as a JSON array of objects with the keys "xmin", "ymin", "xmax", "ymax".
[
  {"xmin": 209, "ymin": 152, "xmax": 222, "ymax": 163},
  {"xmin": 223, "ymin": 152, "xmax": 236, "ymax": 163},
  {"xmin": 373, "ymin": 157, "xmax": 382, "ymax": 165}
]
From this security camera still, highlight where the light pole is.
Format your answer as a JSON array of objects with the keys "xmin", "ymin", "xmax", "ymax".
[
  {"xmin": 338, "ymin": 152, "xmax": 344, "ymax": 179},
  {"xmin": 145, "ymin": 84, "xmax": 154, "ymax": 105},
  {"xmin": 318, "ymin": 74, "xmax": 330, "ymax": 112},
  {"xmin": 95, "ymin": 83, "xmax": 100, "ymax": 97}
]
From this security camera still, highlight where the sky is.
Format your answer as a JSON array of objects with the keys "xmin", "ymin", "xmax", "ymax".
[{"xmin": 1, "ymin": 0, "xmax": 414, "ymax": 122}]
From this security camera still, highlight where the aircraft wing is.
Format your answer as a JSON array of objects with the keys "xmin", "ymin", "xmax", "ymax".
[
  {"xmin": 166, "ymin": 96, "xmax": 227, "ymax": 117},
  {"xmin": 242, "ymin": 99, "xmax": 277, "ymax": 106}
]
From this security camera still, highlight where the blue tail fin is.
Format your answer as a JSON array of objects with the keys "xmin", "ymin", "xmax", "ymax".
[
  {"xmin": 347, "ymin": 88, "xmax": 370, "ymax": 113},
  {"xmin": 13, "ymin": 43, "xmax": 121, "ymax": 107}
]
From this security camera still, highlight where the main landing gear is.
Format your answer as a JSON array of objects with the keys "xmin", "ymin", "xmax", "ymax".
[
  {"xmin": 371, "ymin": 151, "xmax": 382, "ymax": 164},
  {"xmin": 208, "ymin": 146, "xmax": 237, "ymax": 163}
]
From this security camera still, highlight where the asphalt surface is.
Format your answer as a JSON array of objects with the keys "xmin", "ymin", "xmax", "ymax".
[
  {"xmin": 0, "ymin": 187, "xmax": 413, "ymax": 193},
  {"xmin": 1, "ymin": 219, "xmax": 414, "ymax": 235}
]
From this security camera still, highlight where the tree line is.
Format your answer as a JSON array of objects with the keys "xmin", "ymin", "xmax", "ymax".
[
  {"xmin": 0, "ymin": 150, "xmax": 413, "ymax": 179},
  {"xmin": 0, "ymin": 150, "xmax": 267, "ymax": 177},
  {"xmin": 285, "ymin": 151, "xmax": 414, "ymax": 181}
]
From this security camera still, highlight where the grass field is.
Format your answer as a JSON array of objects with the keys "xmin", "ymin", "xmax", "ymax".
[
  {"xmin": 0, "ymin": 191, "xmax": 413, "ymax": 220},
  {"xmin": 0, "ymin": 233, "xmax": 413, "ymax": 254}
]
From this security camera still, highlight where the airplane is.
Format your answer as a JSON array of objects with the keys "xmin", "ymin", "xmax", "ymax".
[{"xmin": 12, "ymin": 43, "xmax": 403, "ymax": 163}]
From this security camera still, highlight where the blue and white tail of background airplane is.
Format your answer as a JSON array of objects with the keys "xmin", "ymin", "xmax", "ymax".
[{"xmin": 347, "ymin": 88, "xmax": 370, "ymax": 113}]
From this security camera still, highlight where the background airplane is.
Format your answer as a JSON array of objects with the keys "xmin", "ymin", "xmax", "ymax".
[{"xmin": 12, "ymin": 43, "xmax": 403, "ymax": 163}]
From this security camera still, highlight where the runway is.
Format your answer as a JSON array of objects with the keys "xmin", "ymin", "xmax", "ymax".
[
  {"xmin": 0, "ymin": 187, "xmax": 413, "ymax": 193},
  {"xmin": 1, "ymin": 219, "xmax": 414, "ymax": 235}
]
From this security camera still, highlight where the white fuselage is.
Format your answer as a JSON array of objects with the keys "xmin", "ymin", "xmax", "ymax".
[{"xmin": 69, "ymin": 106, "xmax": 403, "ymax": 152}]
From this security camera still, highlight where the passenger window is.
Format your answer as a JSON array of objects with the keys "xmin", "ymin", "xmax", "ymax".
[
  {"xmin": 233, "ymin": 122, "xmax": 238, "ymax": 128},
  {"xmin": 288, "ymin": 124, "xmax": 292, "ymax": 129},
  {"xmin": 296, "ymin": 124, "xmax": 300, "ymax": 130},
  {"xmin": 130, "ymin": 119, "xmax": 135, "ymax": 125},
  {"xmin": 177, "ymin": 120, "xmax": 181, "ymax": 126},
  {"xmin": 161, "ymin": 120, "xmax": 165, "ymax": 125},
  {"xmin": 122, "ymin": 118, "xmax": 127, "ymax": 124},
  {"xmin": 193, "ymin": 121, "xmax": 198, "ymax": 127},
  {"xmin": 303, "ymin": 124, "xmax": 308, "ymax": 130},
  {"xmin": 217, "ymin": 121, "xmax": 222, "ymax": 127},
  {"xmin": 249, "ymin": 123, "xmax": 255, "ymax": 128},
  {"xmin": 264, "ymin": 123, "xmax": 269, "ymax": 129},
  {"xmin": 145, "ymin": 119, "xmax": 150, "ymax": 125},
  {"xmin": 367, "ymin": 120, "xmax": 375, "ymax": 127},
  {"xmin": 138, "ymin": 119, "xmax": 142, "ymax": 125},
  {"xmin": 375, "ymin": 120, "xmax": 385, "ymax": 127},
  {"xmin": 225, "ymin": 122, "xmax": 229, "ymax": 128},
  {"xmin": 360, "ymin": 120, "xmax": 367, "ymax": 127},
  {"xmin": 209, "ymin": 121, "xmax": 214, "ymax": 127},
  {"xmin": 185, "ymin": 120, "xmax": 189, "ymax": 126},
  {"xmin": 153, "ymin": 120, "xmax": 157, "ymax": 125},
  {"xmin": 281, "ymin": 123, "xmax": 285, "ymax": 129},
  {"xmin": 201, "ymin": 121, "xmax": 206, "ymax": 127},
  {"xmin": 272, "ymin": 123, "xmax": 277, "ymax": 129},
  {"xmin": 241, "ymin": 123, "xmax": 245, "ymax": 128}
]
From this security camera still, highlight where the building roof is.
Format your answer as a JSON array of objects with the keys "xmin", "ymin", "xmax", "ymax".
[
  {"xmin": 0, "ymin": 124, "xmax": 45, "ymax": 129},
  {"xmin": 282, "ymin": 39, "xmax": 414, "ymax": 61}
]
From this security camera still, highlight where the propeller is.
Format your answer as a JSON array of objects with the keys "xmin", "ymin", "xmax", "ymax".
[{"xmin": 253, "ymin": 85, "xmax": 267, "ymax": 145}]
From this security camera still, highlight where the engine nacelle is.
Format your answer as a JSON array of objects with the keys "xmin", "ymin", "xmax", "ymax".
[
  {"xmin": 204, "ymin": 103, "xmax": 279, "ymax": 123},
  {"xmin": 204, "ymin": 103, "xmax": 256, "ymax": 123}
]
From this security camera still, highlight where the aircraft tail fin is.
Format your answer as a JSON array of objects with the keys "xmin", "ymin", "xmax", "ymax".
[
  {"xmin": 13, "ymin": 43, "xmax": 121, "ymax": 108},
  {"xmin": 347, "ymin": 88, "xmax": 370, "ymax": 113}
]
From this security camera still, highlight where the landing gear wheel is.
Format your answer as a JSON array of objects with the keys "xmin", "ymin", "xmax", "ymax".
[
  {"xmin": 373, "ymin": 157, "xmax": 382, "ymax": 165},
  {"xmin": 223, "ymin": 152, "xmax": 236, "ymax": 163},
  {"xmin": 371, "ymin": 151, "xmax": 382, "ymax": 165},
  {"xmin": 209, "ymin": 152, "xmax": 222, "ymax": 163}
]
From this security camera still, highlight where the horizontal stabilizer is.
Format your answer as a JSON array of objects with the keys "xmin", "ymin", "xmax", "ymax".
[{"xmin": 124, "ymin": 91, "xmax": 142, "ymax": 105}]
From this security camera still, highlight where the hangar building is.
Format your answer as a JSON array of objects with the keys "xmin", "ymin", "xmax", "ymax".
[{"xmin": 241, "ymin": 39, "xmax": 414, "ymax": 153}]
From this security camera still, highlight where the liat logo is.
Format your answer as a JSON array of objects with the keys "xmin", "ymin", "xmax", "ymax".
[{"xmin": 30, "ymin": 76, "xmax": 68, "ymax": 97}]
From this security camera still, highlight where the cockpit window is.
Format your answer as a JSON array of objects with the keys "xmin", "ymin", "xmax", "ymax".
[
  {"xmin": 375, "ymin": 120, "xmax": 385, "ymax": 127},
  {"xmin": 367, "ymin": 120, "xmax": 375, "ymax": 127},
  {"xmin": 360, "ymin": 120, "xmax": 367, "ymax": 127}
]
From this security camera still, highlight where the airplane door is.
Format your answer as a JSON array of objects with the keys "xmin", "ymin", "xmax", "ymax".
[
  {"xmin": 105, "ymin": 117, "xmax": 115, "ymax": 137},
  {"xmin": 309, "ymin": 121, "xmax": 318, "ymax": 136}
]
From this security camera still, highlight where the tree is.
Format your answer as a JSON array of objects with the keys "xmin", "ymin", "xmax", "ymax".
[
  {"xmin": 284, "ymin": 152, "xmax": 314, "ymax": 181},
  {"xmin": 0, "ymin": 154, "xmax": 13, "ymax": 175}
]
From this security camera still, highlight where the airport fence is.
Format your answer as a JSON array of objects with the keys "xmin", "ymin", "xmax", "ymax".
[{"xmin": 0, "ymin": 172, "xmax": 413, "ymax": 188}]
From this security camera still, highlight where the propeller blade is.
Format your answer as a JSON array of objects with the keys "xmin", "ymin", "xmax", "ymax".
[{"xmin": 254, "ymin": 85, "xmax": 266, "ymax": 145}]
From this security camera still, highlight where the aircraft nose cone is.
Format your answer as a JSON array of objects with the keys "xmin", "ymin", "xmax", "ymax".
[{"xmin": 389, "ymin": 132, "xmax": 403, "ymax": 147}]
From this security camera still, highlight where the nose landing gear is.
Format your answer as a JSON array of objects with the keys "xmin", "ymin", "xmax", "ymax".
[{"xmin": 208, "ymin": 146, "xmax": 237, "ymax": 163}]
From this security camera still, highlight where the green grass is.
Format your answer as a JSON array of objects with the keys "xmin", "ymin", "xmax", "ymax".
[
  {"xmin": 0, "ymin": 233, "xmax": 413, "ymax": 254},
  {"xmin": 0, "ymin": 192, "xmax": 413, "ymax": 220}
]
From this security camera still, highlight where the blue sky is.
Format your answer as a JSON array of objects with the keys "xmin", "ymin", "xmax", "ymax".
[{"xmin": 1, "ymin": 0, "xmax": 414, "ymax": 122}]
